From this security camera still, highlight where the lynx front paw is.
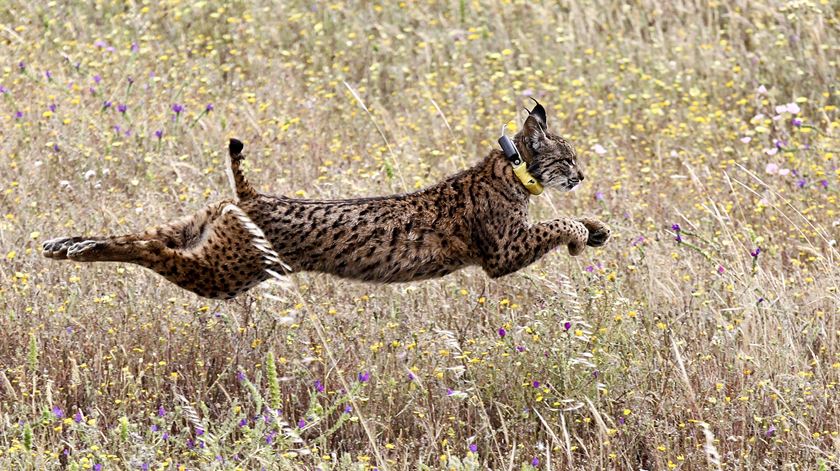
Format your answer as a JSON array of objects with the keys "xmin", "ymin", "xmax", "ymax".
[{"xmin": 579, "ymin": 218, "xmax": 611, "ymax": 248}]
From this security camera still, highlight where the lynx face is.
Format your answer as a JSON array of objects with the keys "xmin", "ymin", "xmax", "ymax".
[{"xmin": 518, "ymin": 106, "xmax": 585, "ymax": 191}]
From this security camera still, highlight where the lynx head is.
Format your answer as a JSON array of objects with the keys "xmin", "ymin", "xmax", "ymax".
[{"xmin": 516, "ymin": 100, "xmax": 584, "ymax": 192}]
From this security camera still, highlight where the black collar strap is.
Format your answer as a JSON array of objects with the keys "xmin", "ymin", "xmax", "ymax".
[{"xmin": 498, "ymin": 127, "xmax": 544, "ymax": 195}]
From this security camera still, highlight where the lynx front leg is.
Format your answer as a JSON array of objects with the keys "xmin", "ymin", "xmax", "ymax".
[{"xmin": 481, "ymin": 218, "xmax": 597, "ymax": 278}]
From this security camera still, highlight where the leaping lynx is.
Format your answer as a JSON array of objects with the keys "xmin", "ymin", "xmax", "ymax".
[{"xmin": 43, "ymin": 102, "xmax": 610, "ymax": 299}]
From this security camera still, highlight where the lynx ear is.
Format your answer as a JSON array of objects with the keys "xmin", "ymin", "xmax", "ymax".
[
  {"xmin": 529, "ymin": 97, "xmax": 547, "ymax": 128},
  {"xmin": 522, "ymin": 115, "xmax": 547, "ymax": 151}
]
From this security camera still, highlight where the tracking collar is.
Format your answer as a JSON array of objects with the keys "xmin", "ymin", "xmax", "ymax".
[{"xmin": 498, "ymin": 125, "xmax": 544, "ymax": 195}]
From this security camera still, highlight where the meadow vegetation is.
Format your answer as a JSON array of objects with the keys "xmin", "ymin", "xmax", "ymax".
[{"xmin": 0, "ymin": 0, "xmax": 838, "ymax": 469}]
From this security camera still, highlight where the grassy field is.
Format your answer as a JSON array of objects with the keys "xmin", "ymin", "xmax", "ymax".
[{"xmin": 1, "ymin": 0, "xmax": 839, "ymax": 469}]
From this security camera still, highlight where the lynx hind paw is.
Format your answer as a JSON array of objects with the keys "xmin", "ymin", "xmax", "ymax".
[
  {"xmin": 42, "ymin": 236, "xmax": 86, "ymax": 259},
  {"xmin": 65, "ymin": 240, "xmax": 106, "ymax": 260}
]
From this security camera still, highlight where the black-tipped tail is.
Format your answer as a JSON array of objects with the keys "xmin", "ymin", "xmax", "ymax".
[
  {"xmin": 229, "ymin": 138, "xmax": 244, "ymax": 157},
  {"xmin": 228, "ymin": 138, "xmax": 258, "ymax": 200}
]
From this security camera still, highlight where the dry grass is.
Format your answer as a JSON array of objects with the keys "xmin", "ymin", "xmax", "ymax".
[{"xmin": 1, "ymin": 0, "xmax": 839, "ymax": 469}]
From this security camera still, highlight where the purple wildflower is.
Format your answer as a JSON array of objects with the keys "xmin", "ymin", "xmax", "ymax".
[
  {"xmin": 14, "ymin": 111, "xmax": 23, "ymax": 119},
  {"xmin": 344, "ymin": 405, "xmax": 352, "ymax": 413},
  {"xmin": 672, "ymin": 223, "xmax": 683, "ymax": 242},
  {"xmin": 516, "ymin": 346, "xmax": 525, "ymax": 352},
  {"xmin": 236, "ymin": 370, "xmax": 246, "ymax": 381},
  {"xmin": 531, "ymin": 457, "xmax": 540, "ymax": 467},
  {"xmin": 792, "ymin": 117, "xmax": 802, "ymax": 127},
  {"xmin": 469, "ymin": 443, "xmax": 478, "ymax": 453},
  {"xmin": 158, "ymin": 405, "xmax": 166, "ymax": 417},
  {"xmin": 585, "ymin": 265, "xmax": 595, "ymax": 272},
  {"xmin": 358, "ymin": 371, "xmax": 370, "ymax": 382},
  {"xmin": 52, "ymin": 144, "xmax": 59, "ymax": 152},
  {"xmin": 162, "ymin": 432, "xmax": 169, "ymax": 440},
  {"xmin": 103, "ymin": 101, "xmax": 112, "ymax": 109},
  {"xmin": 205, "ymin": 103, "xmax": 214, "ymax": 112},
  {"xmin": 0, "ymin": 85, "xmax": 7, "ymax": 94},
  {"xmin": 594, "ymin": 190, "xmax": 604, "ymax": 201},
  {"xmin": 750, "ymin": 247, "xmax": 761, "ymax": 258},
  {"xmin": 93, "ymin": 464, "xmax": 102, "ymax": 471},
  {"xmin": 195, "ymin": 427, "xmax": 204, "ymax": 436},
  {"xmin": 93, "ymin": 75, "xmax": 101, "ymax": 84},
  {"xmin": 314, "ymin": 380, "xmax": 324, "ymax": 393},
  {"xmin": 45, "ymin": 70, "xmax": 52, "ymax": 80},
  {"xmin": 131, "ymin": 42, "xmax": 139, "ymax": 53},
  {"xmin": 797, "ymin": 179, "xmax": 806, "ymax": 188},
  {"xmin": 717, "ymin": 265, "xmax": 725, "ymax": 275},
  {"xmin": 238, "ymin": 418, "xmax": 248, "ymax": 427},
  {"xmin": 49, "ymin": 104, "xmax": 57, "ymax": 112},
  {"xmin": 52, "ymin": 406, "xmax": 64, "ymax": 418},
  {"xmin": 74, "ymin": 410, "xmax": 82, "ymax": 423},
  {"xmin": 118, "ymin": 104, "xmax": 127, "ymax": 113},
  {"xmin": 150, "ymin": 424, "xmax": 159, "ymax": 432},
  {"xmin": 407, "ymin": 372, "xmax": 415, "ymax": 381},
  {"xmin": 127, "ymin": 76, "xmax": 134, "ymax": 85},
  {"xmin": 564, "ymin": 321, "xmax": 572, "ymax": 331},
  {"xmin": 820, "ymin": 179, "xmax": 829, "ymax": 189},
  {"xmin": 498, "ymin": 327, "xmax": 506, "ymax": 338},
  {"xmin": 532, "ymin": 381, "xmax": 540, "ymax": 388},
  {"xmin": 298, "ymin": 418, "xmax": 306, "ymax": 428},
  {"xmin": 447, "ymin": 388, "xmax": 455, "ymax": 396},
  {"xmin": 172, "ymin": 103, "xmax": 183, "ymax": 114},
  {"xmin": 18, "ymin": 61, "xmax": 25, "ymax": 71},
  {"xmin": 766, "ymin": 425, "xmax": 776, "ymax": 437},
  {"xmin": 618, "ymin": 416, "xmax": 625, "ymax": 425}
]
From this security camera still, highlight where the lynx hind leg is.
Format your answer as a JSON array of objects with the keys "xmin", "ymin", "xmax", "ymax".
[
  {"xmin": 156, "ymin": 203, "xmax": 287, "ymax": 299},
  {"xmin": 42, "ymin": 202, "xmax": 286, "ymax": 299}
]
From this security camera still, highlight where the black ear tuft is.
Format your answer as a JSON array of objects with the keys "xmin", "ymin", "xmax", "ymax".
[
  {"xmin": 529, "ymin": 97, "xmax": 547, "ymax": 127},
  {"xmin": 229, "ymin": 138, "xmax": 244, "ymax": 156}
]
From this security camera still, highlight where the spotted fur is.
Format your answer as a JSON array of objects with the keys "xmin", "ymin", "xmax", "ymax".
[{"xmin": 43, "ymin": 107, "xmax": 610, "ymax": 299}]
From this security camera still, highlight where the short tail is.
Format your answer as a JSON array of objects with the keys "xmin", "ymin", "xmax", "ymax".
[{"xmin": 228, "ymin": 138, "xmax": 259, "ymax": 200}]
